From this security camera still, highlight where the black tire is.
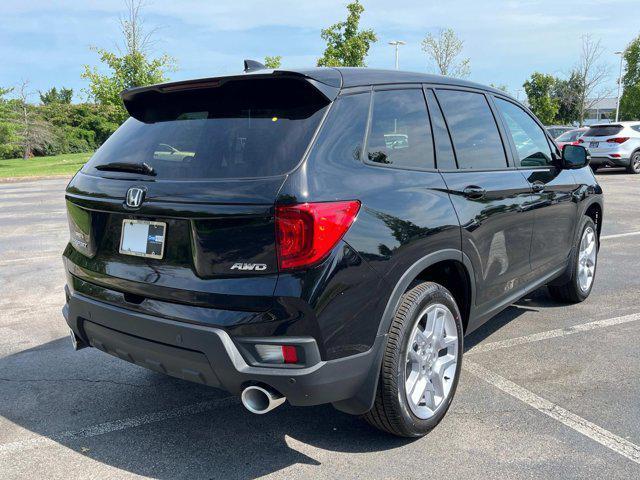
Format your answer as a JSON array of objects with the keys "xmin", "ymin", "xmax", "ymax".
[
  {"xmin": 626, "ymin": 151, "xmax": 640, "ymax": 174},
  {"xmin": 548, "ymin": 217, "xmax": 598, "ymax": 303},
  {"xmin": 363, "ymin": 282, "xmax": 463, "ymax": 437}
]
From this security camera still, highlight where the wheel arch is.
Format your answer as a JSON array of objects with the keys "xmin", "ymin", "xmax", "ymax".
[{"xmin": 376, "ymin": 249, "xmax": 476, "ymax": 338}]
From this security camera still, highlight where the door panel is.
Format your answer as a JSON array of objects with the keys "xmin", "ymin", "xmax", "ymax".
[
  {"xmin": 441, "ymin": 171, "xmax": 534, "ymax": 307},
  {"xmin": 521, "ymin": 168, "xmax": 578, "ymax": 270},
  {"xmin": 491, "ymin": 96, "xmax": 579, "ymax": 272}
]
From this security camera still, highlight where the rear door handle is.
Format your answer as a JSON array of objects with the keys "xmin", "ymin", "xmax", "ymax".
[
  {"xmin": 531, "ymin": 181, "xmax": 545, "ymax": 193},
  {"xmin": 462, "ymin": 185, "xmax": 486, "ymax": 199}
]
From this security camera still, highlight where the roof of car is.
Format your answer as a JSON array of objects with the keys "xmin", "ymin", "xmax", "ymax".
[{"xmin": 121, "ymin": 66, "xmax": 513, "ymax": 103}]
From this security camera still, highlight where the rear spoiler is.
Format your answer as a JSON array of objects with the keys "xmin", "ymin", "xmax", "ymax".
[{"xmin": 120, "ymin": 68, "xmax": 342, "ymax": 119}]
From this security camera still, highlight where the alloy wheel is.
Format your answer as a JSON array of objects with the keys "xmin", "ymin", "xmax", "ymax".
[
  {"xmin": 577, "ymin": 226, "xmax": 597, "ymax": 293},
  {"xmin": 404, "ymin": 303, "xmax": 459, "ymax": 420}
]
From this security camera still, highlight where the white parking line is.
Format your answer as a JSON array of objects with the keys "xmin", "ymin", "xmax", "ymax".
[
  {"xmin": 0, "ymin": 396, "xmax": 238, "ymax": 455},
  {"xmin": 601, "ymin": 231, "xmax": 640, "ymax": 240},
  {"xmin": 465, "ymin": 360, "xmax": 640, "ymax": 465},
  {"xmin": 466, "ymin": 312, "xmax": 640, "ymax": 355}
]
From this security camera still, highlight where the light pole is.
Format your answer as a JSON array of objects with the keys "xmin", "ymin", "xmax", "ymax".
[
  {"xmin": 614, "ymin": 51, "xmax": 624, "ymax": 122},
  {"xmin": 388, "ymin": 40, "xmax": 406, "ymax": 70}
]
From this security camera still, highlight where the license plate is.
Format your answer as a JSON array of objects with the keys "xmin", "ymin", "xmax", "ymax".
[
  {"xmin": 589, "ymin": 141, "xmax": 599, "ymax": 148},
  {"xmin": 119, "ymin": 219, "xmax": 166, "ymax": 259}
]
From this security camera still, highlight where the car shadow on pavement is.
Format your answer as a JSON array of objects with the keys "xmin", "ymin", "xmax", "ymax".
[
  {"xmin": 0, "ymin": 337, "xmax": 412, "ymax": 479},
  {"xmin": 464, "ymin": 287, "xmax": 555, "ymax": 351}
]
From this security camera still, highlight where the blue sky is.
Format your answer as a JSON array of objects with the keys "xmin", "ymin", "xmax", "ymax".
[{"xmin": 1, "ymin": 0, "xmax": 639, "ymax": 102}]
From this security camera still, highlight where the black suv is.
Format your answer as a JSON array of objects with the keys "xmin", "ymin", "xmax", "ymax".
[{"xmin": 63, "ymin": 66, "xmax": 603, "ymax": 437}]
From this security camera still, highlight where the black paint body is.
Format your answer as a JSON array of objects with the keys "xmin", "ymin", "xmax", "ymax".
[{"xmin": 63, "ymin": 68, "xmax": 603, "ymax": 414}]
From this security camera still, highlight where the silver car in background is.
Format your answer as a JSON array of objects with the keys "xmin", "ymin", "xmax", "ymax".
[{"xmin": 579, "ymin": 122, "xmax": 640, "ymax": 174}]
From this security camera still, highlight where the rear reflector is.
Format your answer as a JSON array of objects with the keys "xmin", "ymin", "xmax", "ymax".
[
  {"xmin": 254, "ymin": 344, "xmax": 299, "ymax": 364},
  {"xmin": 275, "ymin": 200, "xmax": 361, "ymax": 270},
  {"xmin": 607, "ymin": 137, "xmax": 629, "ymax": 144}
]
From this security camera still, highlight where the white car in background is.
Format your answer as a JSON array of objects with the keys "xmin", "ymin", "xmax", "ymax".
[{"xmin": 578, "ymin": 122, "xmax": 640, "ymax": 174}]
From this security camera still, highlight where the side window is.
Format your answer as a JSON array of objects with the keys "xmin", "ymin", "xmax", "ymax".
[
  {"xmin": 436, "ymin": 89, "xmax": 507, "ymax": 170},
  {"xmin": 495, "ymin": 98, "xmax": 553, "ymax": 167},
  {"xmin": 425, "ymin": 89, "xmax": 456, "ymax": 170},
  {"xmin": 366, "ymin": 89, "xmax": 434, "ymax": 169},
  {"xmin": 633, "ymin": 125, "xmax": 640, "ymax": 133},
  {"xmin": 309, "ymin": 92, "xmax": 369, "ymax": 164}
]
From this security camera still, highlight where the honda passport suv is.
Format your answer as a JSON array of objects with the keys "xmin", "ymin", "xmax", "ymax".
[{"xmin": 63, "ymin": 64, "xmax": 603, "ymax": 437}]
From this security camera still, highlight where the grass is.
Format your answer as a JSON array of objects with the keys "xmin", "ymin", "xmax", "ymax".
[{"xmin": 0, "ymin": 152, "xmax": 92, "ymax": 179}]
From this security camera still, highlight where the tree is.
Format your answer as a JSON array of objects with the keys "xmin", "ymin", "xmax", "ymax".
[
  {"xmin": 264, "ymin": 56, "xmax": 282, "ymax": 69},
  {"xmin": 573, "ymin": 35, "xmax": 610, "ymax": 126},
  {"xmin": 552, "ymin": 72, "xmax": 583, "ymax": 124},
  {"xmin": 12, "ymin": 81, "xmax": 54, "ymax": 159},
  {"xmin": 619, "ymin": 34, "xmax": 640, "ymax": 121},
  {"xmin": 317, "ymin": 1, "xmax": 377, "ymax": 67},
  {"xmin": 523, "ymin": 72, "xmax": 559, "ymax": 124},
  {"xmin": 39, "ymin": 87, "xmax": 73, "ymax": 105},
  {"xmin": 81, "ymin": 0, "xmax": 175, "ymax": 121},
  {"xmin": 421, "ymin": 28, "xmax": 470, "ymax": 78}
]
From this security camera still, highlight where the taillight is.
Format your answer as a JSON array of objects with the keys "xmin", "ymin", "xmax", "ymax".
[
  {"xmin": 577, "ymin": 138, "xmax": 584, "ymax": 143},
  {"xmin": 275, "ymin": 200, "xmax": 361, "ymax": 270},
  {"xmin": 607, "ymin": 137, "xmax": 629, "ymax": 144}
]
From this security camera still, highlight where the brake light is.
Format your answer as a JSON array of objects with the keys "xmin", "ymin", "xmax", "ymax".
[
  {"xmin": 275, "ymin": 200, "xmax": 361, "ymax": 270},
  {"xmin": 607, "ymin": 137, "xmax": 629, "ymax": 144}
]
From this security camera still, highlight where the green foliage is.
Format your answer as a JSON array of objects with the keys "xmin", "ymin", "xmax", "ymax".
[
  {"xmin": 317, "ymin": 1, "xmax": 377, "ymax": 67},
  {"xmin": 552, "ymin": 71, "xmax": 583, "ymax": 124},
  {"xmin": 264, "ymin": 56, "xmax": 282, "ymax": 69},
  {"xmin": 620, "ymin": 34, "xmax": 640, "ymax": 121},
  {"xmin": 523, "ymin": 72, "xmax": 559, "ymax": 124},
  {"xmin": 39, "ymin": 87, "xmax": 73, "ymax": 104},
  {"xmin": 82, "ymin": 48, "xmax": 174, "ymax": 122}
]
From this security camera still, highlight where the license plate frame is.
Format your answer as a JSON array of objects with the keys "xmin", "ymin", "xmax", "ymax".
[{"xmin": 119, "ymin": 219, "xmax": 166, "ymax": 259}]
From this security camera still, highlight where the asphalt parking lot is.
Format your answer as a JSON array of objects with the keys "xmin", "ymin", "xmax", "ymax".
[{"xmin": 1, "ymin": 170, "xmax": 639, "ymax": 479}]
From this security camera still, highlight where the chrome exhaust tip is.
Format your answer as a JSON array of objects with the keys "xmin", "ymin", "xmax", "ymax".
[{"xmin": 241, "ymin": 385, "xmax": 286, "ymax": 414}]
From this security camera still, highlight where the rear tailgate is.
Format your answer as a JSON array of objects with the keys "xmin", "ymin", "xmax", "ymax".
[
  {"xmin": 65, "ymin": 175, "xmax": 285, "ymax": 311},
  {"xmin": 64, "ymin": 73, "xmax": 334, "ymax": 311}
]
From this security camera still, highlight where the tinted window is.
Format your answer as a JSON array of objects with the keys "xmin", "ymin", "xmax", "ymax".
[
  {"xmin": 308, "ymin": 93, "xmax": 369, "ymax": 165},
  {"xmin": 436, "ymin": 90, "xmax": 506, "ymax": 170},
  {"xmin": 366, "ymin": 89, "xmax": 434, "ymax": 169},
  {"xmin": 495, "ymin": 98, "xmax": 553, "ymax": 167},
  {"xmin": 426, "ymin": 90, "xmax": 457, "ymax": 170},
  {"xmin": 584, "ymin": 125, "xmax": 624, "ymax": 137},
  {"xmin": 84, "ymin": 78, "xmax": 329, "ymax": 179}
]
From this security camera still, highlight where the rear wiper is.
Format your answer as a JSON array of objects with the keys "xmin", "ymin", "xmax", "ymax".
[{"xmin": 95, "ymin": 162, "xmax": 156, "ymax": 176}]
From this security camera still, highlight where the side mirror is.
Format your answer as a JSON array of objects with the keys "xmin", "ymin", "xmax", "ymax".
[{"xmin": 562, "ymin": 145, "xmax": 590, "ymax": 169}]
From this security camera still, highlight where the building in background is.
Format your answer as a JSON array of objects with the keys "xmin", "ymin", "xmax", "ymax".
[{"xmin": 585, "ymin": 97, "xmax": 617, "ymax": 125}]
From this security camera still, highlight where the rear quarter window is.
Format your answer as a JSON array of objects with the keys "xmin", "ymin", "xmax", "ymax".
[{"xmin": 366, "ymin": 89, "xmax": 435, "ymax": 170}]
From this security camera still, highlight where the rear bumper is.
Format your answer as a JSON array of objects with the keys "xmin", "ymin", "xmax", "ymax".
[
  {"xmin": 63, "ymin": 288, "xmax": 384, "ymax": 412},
  {"xmin": 590, "ymin": 155, "xmax": 630, "ymax": 167}
]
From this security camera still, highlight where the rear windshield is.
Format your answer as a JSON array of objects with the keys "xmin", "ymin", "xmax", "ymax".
[
  {"xmin": 584, "ymin": 125, "xmax": 623, "ymax": 137},
  {"xmin": 83, "ymin": 78, "xmax": 329, "ymax": 179}
]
